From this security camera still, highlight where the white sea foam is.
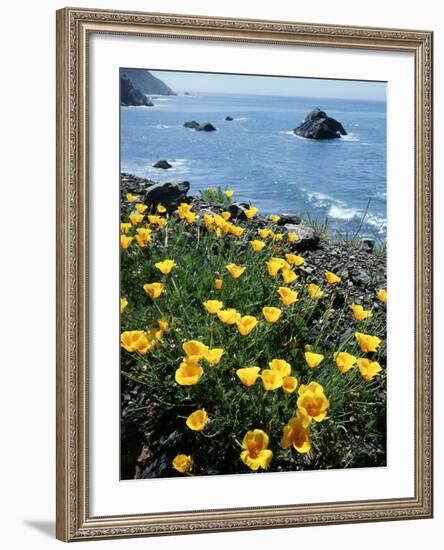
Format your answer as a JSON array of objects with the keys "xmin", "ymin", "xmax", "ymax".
[
  {"xmin": 340, "ymin": 132, "xmax": 360, "ymax": 142},
  {"xmin": 328, "ymin": 204, "xmax": 359, "ymax": 220},
  {"xmin": 233, "ymin": 117, "xmax": 248, "ymax": 121}
]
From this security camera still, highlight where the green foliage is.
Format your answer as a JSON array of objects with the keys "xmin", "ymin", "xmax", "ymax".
[
  {"xmin": 120, "ymin": 209, "xmax": 386, "ymax": 478},
  {"xmin": 199, "ymin": 186, "xmax": 233, "ymax": 206}
]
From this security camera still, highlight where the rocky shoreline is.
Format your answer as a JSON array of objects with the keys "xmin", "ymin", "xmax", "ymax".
[{"xmin": 120, "ymin": 172, "xmax": 386, "ymax": 301}]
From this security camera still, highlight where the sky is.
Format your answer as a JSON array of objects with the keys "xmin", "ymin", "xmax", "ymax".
[{"xmin": 150, "ymin": 70, "xmax": 386, "ymax": 101}]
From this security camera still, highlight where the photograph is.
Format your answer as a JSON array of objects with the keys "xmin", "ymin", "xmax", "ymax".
[{"xmin": 119, "ymin": 68, "xmax": 388, "ymax": 480}]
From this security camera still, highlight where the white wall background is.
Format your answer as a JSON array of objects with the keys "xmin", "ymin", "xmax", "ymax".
[{"xmin": 0, "ymin": 0, "xmax": 441, "ymax": 547}]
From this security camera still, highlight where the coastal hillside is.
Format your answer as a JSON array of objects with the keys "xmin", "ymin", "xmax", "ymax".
[
  {"xmin": 120, "ymin": 75, "xmax": 153, "ymax": 107},
  {"xmin": 121, "ymin": 68, "xmax": 177, "ymax": 96}
]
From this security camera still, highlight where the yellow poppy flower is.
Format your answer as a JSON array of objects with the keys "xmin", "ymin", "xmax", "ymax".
[
  {"xmin": 217, "ymin": 308, "xmax": 241, "ymax": 325},
  {"xmin": 297, "ymin": 385, "xmax": 330, "ymax": 422},
  {"xmin": 224, "ymin": 189, "xmax": 234, "ymax": 198},
  {"xmin": 135, "ymin": 203, "xmax": 148, "ymax": 213},
  {"xmin": 154, "ymin": 259, "xmax": 176, "ymax": 275},
  {"xmin": 175, "ymin": 360, "xmax": 204, "ymax": 386},
  {"xmin": 186, "ymin": 409, "xmax": 209, "ymax": 431},
  {"xmin": 351, "ymin": 303, "xmax": 373, "ymax": 321},
  {"xmin": 307, "ymin": 283, "xmax": 324, "ymax": 299},
  {"xmin": 222, "ymin": 211, "xmax": 231, "ymax": 221},
  {"xmin": 278, "ymin": 286, "xmax": 298, "ymax": 306},
  {"xmin": 120, "ymin": 235, "xmax": 133, "ymax": 249},
  {"xmin": 270, "ymin": 214, "xmax": 280, "ymax": 223},
  {"xmin": 236, "ymin": 366, "xmax": 261, "ymax": 387},
  {"xmin": 226, "ymin": 263, "xmax": 246, "ymax": 279},
  {"xmin": 157, "ymin": 203, "xmax": 167, "ymax": 213},
  {"xmin": 129, "ymin": 213, "xmax": 144, "ymax": 225},
  {"xmin": 334, "ymin": 351, "xmax": 357, "ymax": 373},
  {"xmin": 261, "ymin": 369, "xmax": 284, "ymax": 391},
  {"xmin": 120, "ymin": 297, "xmax": 128, "ymax": 313},
  {"xmin": 269, "ymin": 358, "xmax": 291, "ymax": 377},
  {"xmin": 203, "ymin": 348, "xmax": 224, "ymax": 365},
  {"xmin": 357, "ymin": 358, "xmax": 382, "ymax": 381},
  {"xmin": 304, "ymin": 351, "xmax": 324, "ymax": 369},
  {"xmin": 258, "ymin": 228, "xmax": 272, "ymax": 239},
  {"xmin": 229, "ymin": 224, "xmax": 245, "ymax": 237},
  {"xmin": 177, "ymin": 202, "xmax": 192, "ymax": 219},
  {"xmin": 262, "ymin": 306, "xmax": 282, "ymax": 323},
  {"xmin": 240, "ymin": 429, "xmax": 273, "ymax": 471},
  {"xmin": 236, "ymin": 315, "xmax": 258, "ymax": 336},
  {"xmin": 280, "ymin": 416, "xmax": 311, "ymax": 453},
  {"xmin": 250, "ymin": 240, "xmax": 266, "ymax": 252},
  {"xmin": 120, "ymin": 222, "xmax": 131, "ymax": 234},
  {"xmin": 158, "ymin": 318, "xmax": 169, "ymax": 332},
  {"xmin": 287, "ymin": 232, "xmax": 299, "ymax": 243},
  {"xmin": 203, "ymin": 300, "xmax": 224, "ymax": 314},
  {"xmin": 120, "ymin": 331, "xmax": 151, "ymax": 355},
  {"xmin": 182, "ymin": 340, "xmax": 209, "ymax": 361},
  {"xmin": 355, "ymin": 332, "xmax": 382, "ymax": 353},
  {"xmin": 282, "ymin": 376, "xmax": 298, "ymax": 395},
  {"xmin": 143, "ymin": 282, "xmax": 165, "ymax": 300},
  {"xmin": 376, "ymin": 289, "xmax": 387, "ymax": 303},
  {"xmin": 204, "ymin": 214, "xmax": 215, "ymax": 228},
  {"xmin": 285, "ymin": 253, "xmax": 304, "ymax": 267},
  {"xmin": 325, "ymin": 271, "xmax": 341, "ymax": 285},
  {"xmin": 126, "ymin": 192, "xmax": 139, "ymax": 202},
  {"xmin": 184, "ymin": 211, "xmax": 198, "ymax": 225},
  {"xmin": 214, "ymin": 278, "xmax": 223, "ymax": 289},
  {"xmin": 135, "ymin": 227, "xmax": 151, "ymax": 247},
  {"xmin": 273, "ymin": 233, "xmax": 284, "ymax": 241},
  {"xmin": 147, "ymin": 214, "xmax": 166, "ymax": 227},
  {"xmin": 281, "ymin": 268, "xmax": 298, "ymax": 284},
  {"xmin": 244, "ymin": 206, "xmax": 258, "ymax": 219},
  {"xmin": 172, "ymin": 454, "xmax": 193, "ymax": 473},
  {"xmin": 266, "ymin": 258, "xmax": 284, "ymax": 277}
]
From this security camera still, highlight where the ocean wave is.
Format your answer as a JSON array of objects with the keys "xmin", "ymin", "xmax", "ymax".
[
  {"xmin": 303, "ymin": 190, "xmax": 345, "ymax": 208},
  {"xmin": 153, "ymin": 124, "xmax": 180, "ymax": 129},
  {"xmin": 328, "ymin": 205, "xmax": 387, "ymax": 233},
  {"xmin": 233, "ymin": 117, "xmax": 248, "ymax": 121},
  {"xmin": 340, "ymin": 132, "xmax": 360, "ymax": 142}
]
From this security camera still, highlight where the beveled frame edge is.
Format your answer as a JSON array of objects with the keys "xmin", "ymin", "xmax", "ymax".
[{"xmin": 55, "ymin": 6, "xmax": 433, "ymax": 542}]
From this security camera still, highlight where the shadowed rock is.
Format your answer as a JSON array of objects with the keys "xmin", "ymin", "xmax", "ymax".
[
  {"xmin": 225, "ymin": 116, "xmax": 234, "ymax": 121},
  {"xmin": 153, "ymin": 160, "xmax": 172, "ymax": 169},
  {"xmin": 120, "ymin": 76, "xmax": 153, "ymax": 107},
  {"xmin": 184, "ymin": 121, "xmax": 217, "ymax": 131},
  {"xmin": 284, "ymin": 223, "xmax": 320, "ymax": 250},
  {"xmin": 143, "ymin": 181, "xmax": 190, "ymax": 208},
  {"xmin": 294, "ymin": 108, "xmax": 347, "ymax": 139}
]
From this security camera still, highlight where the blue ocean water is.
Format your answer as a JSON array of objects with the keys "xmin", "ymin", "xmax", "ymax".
[{"xmin": 121, "ymin": 93, "xmax": 387, "ymax": 239}]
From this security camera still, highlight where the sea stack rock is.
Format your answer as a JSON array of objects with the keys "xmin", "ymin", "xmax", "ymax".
[
  {"xmin": 225, "ymin": 116, "xmax": 234, "ymax": 121},
  {"xmin": 120, "ymin": 75, "xmax": 153, "ymax": 107},
  {"xmin": 153, "ymin": 160, "xmax": 172, "ymax": 169},
  {"xmin": 184, "ymin": 121, "xmax": 200, "ymax": 129},
  {"xmin": 196, "ymin": 122, "xmax": 216, "ymax": 132},
  {"xmin": 184, "ymin": 121, "xmax": 216, "ymax": 131},
  {"xmin": 294, "ymin": 108, "xmax": 347, "ymax": 139}
]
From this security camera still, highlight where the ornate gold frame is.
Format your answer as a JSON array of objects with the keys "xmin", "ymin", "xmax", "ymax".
[{"xmin": 56, "ymin": 7, "xmax": 433, "ymax": 542}]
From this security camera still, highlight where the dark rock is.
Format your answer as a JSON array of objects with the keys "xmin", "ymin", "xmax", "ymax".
[
  {"xmin": 196, "ymin": 122, "xmax": 216, "ymax": 132},
  {"xmin": 120, "ymin": 75, "xmax": 154, "ymax": 107},
  {"xmin": 121, "ymin": 68, "xmax": 177, "ymax": 96},
  {"xmin": 184, "ymin": 121, "xmax": 200, "ymax": 129},
  {"xmin": 184, "ymin": 121, "xmax": 217, "ymax": 131},
  {"xmin": 143, "ymin": 181, "xmax": 190, "ymax": 208},
  {"xmin": 284, "ymin": 223, "xmax": 320, "ymax": 250},
  {"xmin": 359, "ymin": 237, "xmax": 375, "ymax": 253},
  {"xmin": 153, "ymin": 160, "xmax": 172, "ymax": 169},
  {"xmin": 228, "ymin": 202, "xmax": 251, "ymax": 220},
  {"xmin": 277, "ymin": 213, "xmax": 302, "ymax": 225},
  {"xmin": 293, "ymin": 107, "xmax": 347, "ymax": 139},
  {"xmin": 225, "ymin": 116, "xmax": 234, "ymax": 121},
  {"xmin": 349, "ymin": 268, "xmax": 371, "ymax": 287}
]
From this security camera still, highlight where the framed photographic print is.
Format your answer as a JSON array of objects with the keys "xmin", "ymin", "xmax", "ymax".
[{"xmin": 56, "ymin": 7, "xmax": 433, "ymax": 542}]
